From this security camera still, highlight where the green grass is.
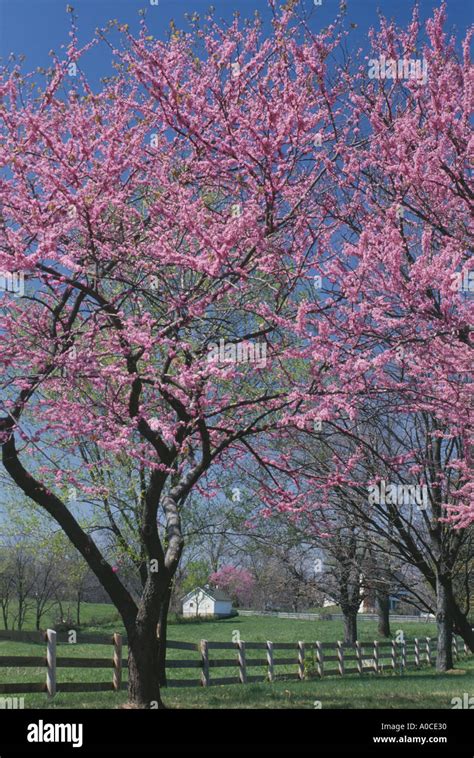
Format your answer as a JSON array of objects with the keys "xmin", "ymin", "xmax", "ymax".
[
  {"xmin": 1, "ymin": 602, "xmax": 471, "ymax": 709},
  {"xmin": 0, "ymin": 601, "xmax": 122, "ymax": 633},
  {"xmin": 165, "ymin": 613, "xmax": 438, "ymax": 642}
]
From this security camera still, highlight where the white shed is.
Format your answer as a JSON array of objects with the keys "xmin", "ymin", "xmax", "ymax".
[{"xmin": 181, "ymin": 586, "xmax": 233, "ymax": 618}]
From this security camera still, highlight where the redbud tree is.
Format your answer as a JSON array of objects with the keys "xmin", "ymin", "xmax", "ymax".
[
  {"xmin": 209, "ymin": 565, "xmax": 255, "ymax": 606},
  {"xmin": 0, "ymin": 3, "xmax": 471, "ymax": 704},
  {"xmin": 232, "ymin": 3, "xmax": 473, "ymax": 668}
]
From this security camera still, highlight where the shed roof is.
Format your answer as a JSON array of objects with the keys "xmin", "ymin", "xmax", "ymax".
[{"xmin": 181, "ymin": 586, "xmax": 232, "ymax": 603}]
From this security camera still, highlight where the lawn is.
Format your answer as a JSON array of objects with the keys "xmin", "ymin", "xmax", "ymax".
[
  {"xmin": 1, "ymin": 603, "xmax": 472, "ymax": 709},
  {"xmin": 0, "ymin": 599, "xmax": 440, "ymax": 640}
]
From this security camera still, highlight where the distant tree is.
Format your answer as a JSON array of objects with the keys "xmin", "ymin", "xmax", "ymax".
[
  {"xmin": 209, "ymin": 565, "xmax": 255, "ymax": 607},
  {"xmin": 181, "ymin": 560, "xmax": 212, "ymax": 597},
  {"xmin": 0, "ymin": 550, "xmax": 15, "ymax": 629},
  {"xmin": 32, "ymin": 553, "xmax": 63, "ymax": 631}
]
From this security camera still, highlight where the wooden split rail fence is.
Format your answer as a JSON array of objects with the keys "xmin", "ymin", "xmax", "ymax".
[
  {"xmin": 0, "ymin": 629, "xmax": 124, "ymax": 696},
  {"xmin": 0, "ymin": 629, "xmax": 471, "ymax": 696}
]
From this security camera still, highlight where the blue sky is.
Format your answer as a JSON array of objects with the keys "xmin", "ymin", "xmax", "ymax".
[{"xmin": 0, "ymin": 0, "xmax": 472, "ymax": 79}]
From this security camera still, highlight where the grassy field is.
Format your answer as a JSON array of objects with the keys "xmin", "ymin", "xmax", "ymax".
[
  {"xmin": 0, "ymin": 600, "xmax": 123, "ymax": 633},
  {"xmin": 0, "ymin": 603, "xmax": 472, "ymax": 709}
]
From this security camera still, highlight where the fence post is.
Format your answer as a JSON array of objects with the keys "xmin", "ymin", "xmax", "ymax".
[
  {"xmin": 426, "ymin": 637, "xmax": 432, "ymax": 666},
  {"xmin": 266, "ymin": 641, "xmax": 274, "ymax": 683},
  {"xmin": 401, "ymin": 639, "xmax": 407, "ymax": 671},
  {"xmin": 200, "ymin": 640, "xmax": 210, "ymax": 687},
  {"xmin": 316, "ymin": 641, "xmax": 324, "ymax": 678},
  {"xmin": 113, "ymin": 633, "xmax": 122, "ymax": 691},
  {"xmin": 336, "ymin": 641, "xmax": 344, "ymax": 676},
  {"xmin": 391, "ymin": 639, "xmax": 397, "ymax": 672},
  {"xmin": 237, "ymin": 640, "xmax": 247, "ymax": 684},
  {"xmin": 414, "ymin": 638, "xmax": 420, "ymax": 667},
  {"xmin": 46, "ymin": 629, "xmax": 57, "ymax": 698},
  {"xmin": 355, "ymin": 641, "xmax": 362, "ymax": 675},
  {"xmin": 373, "ymin": 640, "xmax": 379, "ymax": 674},
  {"xmin": 297, "ymin": 641, "xmax": 305, "ymax": 680}
]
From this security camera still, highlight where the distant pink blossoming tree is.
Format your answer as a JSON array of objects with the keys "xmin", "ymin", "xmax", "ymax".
[{"xmin": 209, "ymin": 565, "xmax": 255, "ymax": 607}]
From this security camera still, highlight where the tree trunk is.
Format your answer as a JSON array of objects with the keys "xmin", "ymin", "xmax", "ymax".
[
  {"xmin": 445, "ymin": 583, "xmax": 474, "ymax": 653},
  {"xmin": 1, "ymin": 603, "xmax": 9, "ymax": 630},
  {"xmin": 17, "ymin": 594, "xmax": 23, "ymax": 631},
  {"xmin": 55, "ymin": 595, "xmax": 64, "ymax": 622},
  {"xmin": 342, "ymin": 609, "xmax": 358, "ymax": 644},
  {"xmin": 436, "ymin": 576, "xmax": 453, "ymax": 671},
  {"xmin": 76, "ymin": 591, "xmax": 81, "ymax": 626},
  {"xmin": 376, "ymin": 590, "xmax": 391, "ymax": 637},
  {"xmin": 157, "ymin": 584, "xmax": 171, "ymax": 687},
  {"xmin": 126, "ymin": 567, "xmax": 176, "ymax": 708},
  {"xmin": 127, "ymin": 617, "xmax": 165, "ymax": 709}
]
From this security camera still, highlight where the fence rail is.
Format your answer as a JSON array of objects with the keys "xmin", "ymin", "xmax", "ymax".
[
  {"xmin": 237, "ymin": 609, "xmax": 436, "ymax": 622},
  {"xmin": 0, "ymin": 629, "xmax": 471, "ymax": 696}
]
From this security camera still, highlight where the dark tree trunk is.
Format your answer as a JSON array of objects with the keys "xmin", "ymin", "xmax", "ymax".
[
  {"xmin": 127, "ymin": 607, "xmax": 166, "ymax": 709},
  {"xmin": 445, "ymin": 583, "xmax": 474, "ymax": 653},
  {"xmin": 17, "ymin": 599, "xmax": 25, "ymax": 631},
  {"xmin": 55, "ymin": 595, "xmax": 64, "ymax": 622},
  {"xmin": 451, "ymin": 608, "xmax": 474, "ymax": 652},
  {"xmin": 1, "ymin": 604, "xmax": 9, "ymax": 630},
  {"xmin": 76, "ymin": 591, "xmax": 82, "ymax": 626},
  {"xmin": 342, "ymin": 609, "xmax": 358, "ymax": 644},
  {"xmin": 376, "ymin": 590, "xmax": 391, "ymax": 637},
  {"xmin": 157, "ymin": 584, "xmax": 171, "ymax": 687},
  {"xmin": 126, "ymin": 566, "xmax": 177, "ymax": 708},
  {"xmin": 413, "ymin": 559, "xmax": 473, "ymax": 653},
  {"xmin": 436, "ymin": 577, "xmax": 453, "ymax": 671}
]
